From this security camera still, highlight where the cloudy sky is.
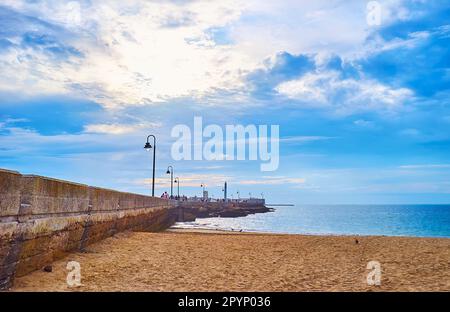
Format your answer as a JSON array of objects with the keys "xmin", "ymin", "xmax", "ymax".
[{"xmin": 0, "ymin": 0, "xmax": 449, "ymax": 204}]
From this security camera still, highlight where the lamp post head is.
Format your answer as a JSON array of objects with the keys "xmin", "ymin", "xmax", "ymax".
[
  {"xmin": 144, "ymin": 142, "xmax": 152, "ymax": 150},
  {"xmin": 166, "ymin": 169, "xmax": 171, "ymax": 174}
]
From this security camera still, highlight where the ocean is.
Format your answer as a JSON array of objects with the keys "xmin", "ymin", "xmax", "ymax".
[{"xmin": 172, "ymin": 204, "xmax": 450, "ymax": 238}]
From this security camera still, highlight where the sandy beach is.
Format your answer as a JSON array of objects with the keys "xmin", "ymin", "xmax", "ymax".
[{"xmin": 11, "ymin": 230, "xmax": 450, "ymax": 292}]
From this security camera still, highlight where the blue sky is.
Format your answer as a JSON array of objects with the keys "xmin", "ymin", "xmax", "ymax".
[{"xmin": 0, "ymin": 0, "xmax": 449, "ymax": 204}]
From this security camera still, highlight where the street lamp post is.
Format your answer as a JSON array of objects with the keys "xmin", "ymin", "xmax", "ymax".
[
  {"xmin": 166, "ymin": 166, "xmax": 174, "ymax": 199},
  {"xmin": 174, "ymin": 177, "xmax": 180, "ymax": 198},
  {"xmin": 201, "ymin": 183, "xmax": 206, "ymax": 201},
  {"xmin": 144, "ymin": 134, "xmax": 156, "ymax": 197}
]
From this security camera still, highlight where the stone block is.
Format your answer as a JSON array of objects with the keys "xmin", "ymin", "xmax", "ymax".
[
  {"xmin": 21, "ymin": 175, "xmax": 89, "ymax": 216},
  {"xmin": 89, "ymin": 187, "xmax": 119, "ymax": 212},
  {"xmin": 0, "ymin": 169, "xmax": 21, "ymax": 218}
]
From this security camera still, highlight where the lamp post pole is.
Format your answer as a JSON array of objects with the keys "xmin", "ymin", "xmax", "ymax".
[
  {"xmin": 166, "ymin": 166, "xmax": 174, "ymax": 199},
  {"xmin": 201, "ymin": 183, "xmax": 207, "ymax": 201},
  {"xmin": 175, "ymin": 177, "xmax": 180, "ymax": 198},
  {"xmin": 144, "ymin": 135, "xmax": 156, "ymax": 197}
]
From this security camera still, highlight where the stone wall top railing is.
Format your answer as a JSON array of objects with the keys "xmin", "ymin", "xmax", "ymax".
[{"xmin": 0, "ymin": 169, "xmax": 169, "ymax": 221}]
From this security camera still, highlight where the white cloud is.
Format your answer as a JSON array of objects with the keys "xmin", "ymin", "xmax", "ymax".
[
  {"xmin": 275, "ymin": 71, "xmax": 413, "ymax": 114},
  {"xmin": 139, "ymin": 173, "xmax": 232, "ymax": 188},
  {"xmin": 362, "ymin": 29, "xmax": 431, "ymax": 59},
  {"xmin": 229, "ymin": 0, "xmax": 413, "ymax": 60},
  {"xmin": 0, "ymin": 0, "xmax": 257, "ymax": 108},
  {"xmin": 275, "ymin": 73, "xmax": 330, "ymax": 104},
  {"xmin": 84, "ymin": 122, "xmax": 161, "ymax": 135},
  {"xmin": 139, "ymin": 173, "xmax": 306, "ymax": 188},
  {"xmin": 0, "ymin": 118, "xmax": 29, "ymax": 129},
  {"xmin": 229, "ymin": 0, "xmax": 369, "ymax": 60},
  {"xmin": 0, "ymin": 0, "xmax": 416, "ymax": 110},
  {"xmin": 280, "ymin": 136, "xmax": 334, "ymax": 143},
  {"xmin": 399, "ymin": 164, "xmax": 450, "ymax": 169},
  {"xmin": 238, "ymin": 176, "xmax": 305, "ymax": 185}
]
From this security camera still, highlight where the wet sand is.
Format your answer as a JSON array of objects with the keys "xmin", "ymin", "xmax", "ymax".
[{"xmin": 11, "ymin": 231, "xmax": 450, "ymax": 292}]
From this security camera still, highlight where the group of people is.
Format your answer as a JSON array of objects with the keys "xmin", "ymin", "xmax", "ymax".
[
  {"xmin": 160, "ymin": 192, "xmax": 169, "ymax": 199},
  {"xmin": 160, "ymin": 192, "xmax": 188, "ymax": 201}
]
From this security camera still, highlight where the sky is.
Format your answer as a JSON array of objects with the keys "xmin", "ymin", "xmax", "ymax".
[{"xmin": 0, "ymin": 0, "xmax": 449, "ymax": 204}]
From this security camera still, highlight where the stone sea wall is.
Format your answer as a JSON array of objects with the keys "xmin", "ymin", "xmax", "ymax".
[
  {"xmin": 175, "ymin": 199, "xmax": 271, "ymax": 221},
  {"xmin": 0, "ymin": 168, "xmax": 175, "ymax": 290}
]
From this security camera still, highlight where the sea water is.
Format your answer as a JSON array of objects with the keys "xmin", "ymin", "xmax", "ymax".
[{"xmin": 172, "ymin": 204, "xmax": 450, "ymax": 238}]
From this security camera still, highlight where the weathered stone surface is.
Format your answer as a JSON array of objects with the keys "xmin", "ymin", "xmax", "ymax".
[
  {"xmin": 0, "ymin": 262, "xmax": 17, "ymax": 290},
  {"xmin": 0, "ymin": 221, "xmax": 20, "ymax": 241},
  {"xmin": 89, "ymin": 187, "xmax": 119, "ymax": 212},
  {"xmin": 19, "ymin": 236, "xmax": 52, "ymax": 259},
  {"xmin": 20, "ymin": 215, "xmax": 87, "ymax": 240},
  {"xmin": 0, "ymin": 169, "xmax": 21, "ymax": 218},
  {"xmin": 15, "ymin": 251, "xmax": 54, "ymax": 277},
  {"xmin": 0, "ymin": 234, "xmax": 22, "ymax": 289},
  {"xmin": 21, "ymin": 175, "xmax": 90, "ymax": 216},
  {"xmin": 0, "ymin": 168, "xmax": 172, "ymax": 290},
  {"xmin": 0, "ymin": 239, "xmax": 21, "ymax": 267}
]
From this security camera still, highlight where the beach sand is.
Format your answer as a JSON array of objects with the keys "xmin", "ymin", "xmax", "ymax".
[{"xmin": 11, "ymin": 230, "xmax": 450, "ymax": 292}]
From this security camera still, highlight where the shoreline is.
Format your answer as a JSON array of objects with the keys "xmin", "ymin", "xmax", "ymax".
[
  {"xmin": 169, "ymin": 225, "xmax": 450, "ymax": 239},
  {"xmin": 166, "ymin": 228, "xmax": 276, "ymax": 235}
]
